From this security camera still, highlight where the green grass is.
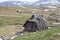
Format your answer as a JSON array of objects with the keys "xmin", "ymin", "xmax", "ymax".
[
  {"xmin": 13, "ymin": 26, "xmax": 60, "ymax": 40},
  {"xmin": 0, "ymin": 16, "xmax": 29, "ymax": 28},
  {"xmin": 0, "ymin": 6, "xmax": 32, "ymax": 35},
  {"xmin": 0, "ymin": 15, "xmax": 30, "ymax": 35}
]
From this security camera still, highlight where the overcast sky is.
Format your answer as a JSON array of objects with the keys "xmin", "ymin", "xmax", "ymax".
[{"xmin": 0, "ymin": 0, "xmax": 39, "ymax": 2}]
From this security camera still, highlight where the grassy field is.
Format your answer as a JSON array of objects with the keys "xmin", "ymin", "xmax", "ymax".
[
  {"xmin": 0, "ymin": 6, "xmax": 32, "ymax": 36},
  {"xmin": 12, "ymin": 6, "xmax": 60, "ymax": 40},
  {"xmin": 0, "ymin": 5, "xmax": 60, "ymax": 40},
  {"xmin": 13, "ymin": 26, "xmax": 60, "ymax": 40}
]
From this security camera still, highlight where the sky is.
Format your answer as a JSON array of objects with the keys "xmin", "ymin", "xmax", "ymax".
[{"xmin": 0, "ymin": 0, "xmax": 39, "ymax": 2}]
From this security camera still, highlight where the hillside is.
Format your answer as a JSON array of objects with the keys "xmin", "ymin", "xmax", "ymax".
[
  {"xmin": 13, "ymin": 26, "xmax": 60, "ymax": 40},
  {"xmin": 0, "ymin": 5, "xmax": 60, "ymax": 40},
  {"xmin": 0, "ymin": 0, "xmax": 60, "ymax": 6},
  {"xmin": 12, "ymin": 6, "xmax": 60, "ymax": 40},
  {"xmin": 31, "ymin": 0, "xmax": 60, "ymax": 6},
  {"xmin": 0, "ymin": 1, "xmax": 32, "ymax": 6}
]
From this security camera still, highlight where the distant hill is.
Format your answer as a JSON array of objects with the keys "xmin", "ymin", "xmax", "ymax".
[
  {"xmin": 0, "ymin": 1, "xmax": 32, "ymax": 6},
  {"xmin": 31, "ymin": 0, "xmax": 60, "ymax": 6},
  {"xmin": 0, "ymin": 0, "xmax": 60, "ymax": 6}
]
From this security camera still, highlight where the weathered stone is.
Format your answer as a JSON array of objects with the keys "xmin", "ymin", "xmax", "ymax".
[
  {"xmin": 23, "ymin": 14, "xmax": 48, "ymax": 32},
  {"xmin": 16, "ymin": 10, "xmax": 23, "ymax": 13},
  {"xmin": 15, "ymin": 31, "xmax": 23, "ymax": 36},
  {"xmin": 57, "ymin": 33, "xmax": 60, "ymax": 36},
  {"xmin": 0, "ymin": 38, "xmax": 2, "ymax": 40}
]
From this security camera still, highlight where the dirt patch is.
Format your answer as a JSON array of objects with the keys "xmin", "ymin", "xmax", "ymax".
[{"xmin": 0, "ymin": 25, "xmax": 24, "ymax": 36}]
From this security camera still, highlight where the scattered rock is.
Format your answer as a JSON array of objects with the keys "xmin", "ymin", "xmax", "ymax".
[
  {"xmin": 16, "ymin": 10, "xmax": 23, "ymax": 13},
  {"xmin": 49, "ymin": 37, "xmax": 54, "ymax": 40},
  {"xmin": 20, "ymin": 33, "xmax": 23, "ymax": 35},
  {"xmin": 0, "ymin": 38, "xmax": 3, "ymax": 40},
  {"xmin": 57, "ymin": 33, "xmax": 60, "ymax": 36},
  {"xmin": 11, "ymin": 35, "xmax": 18, "ymax": 40},
  {"xmin": 0, "ymin": 30, "xmax": 24, "ymax": 40},
  {"xmin": 48, "ymin": 27, "xmax": 51, "ymax": 29},
  {"xmin": 15, "ymin": 31, "xmax": 23, "ymax": 36}
]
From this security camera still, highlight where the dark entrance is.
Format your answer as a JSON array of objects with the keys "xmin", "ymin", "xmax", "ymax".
[{"xmin": 23, "ymin": 14, "xmax": 48, "ymax": 32}]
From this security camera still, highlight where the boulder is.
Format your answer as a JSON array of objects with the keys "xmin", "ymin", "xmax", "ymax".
[{"xmin": 23, "ymin": 14, "xmax": 48, "ymax": 32}]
